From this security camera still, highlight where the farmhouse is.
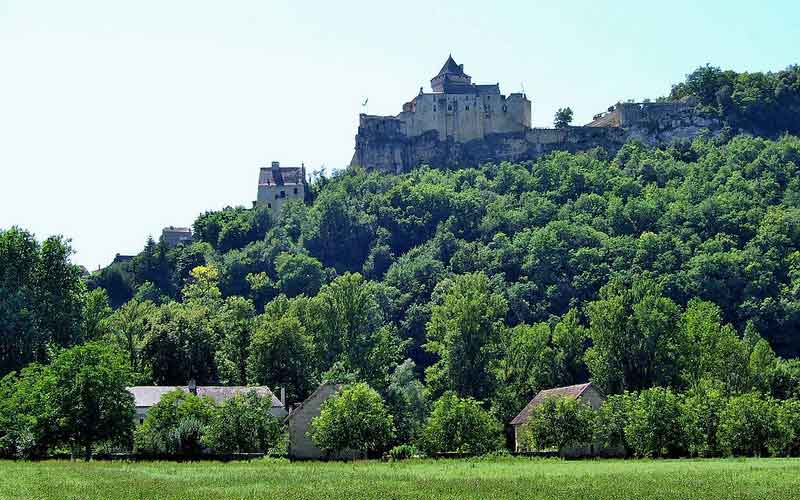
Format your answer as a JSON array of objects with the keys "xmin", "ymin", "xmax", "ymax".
[
  {"xmin": 129, "ymin": 382, "xmax": 288, "ymax": 425},
  {"xmin": 286, "ymin": 381, "xmax": 359, "ymax": 460},
  {"xmin": 510, "ymin": 382, "xmax": 606, "ymax": 456}
]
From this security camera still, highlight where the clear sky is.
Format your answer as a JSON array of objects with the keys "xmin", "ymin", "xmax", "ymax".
[{"xmin": 1, "ymin": 0, "xmax": 798, "ymax": 270}]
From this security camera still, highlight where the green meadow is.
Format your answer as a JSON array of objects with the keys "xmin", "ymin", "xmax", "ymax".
[{"xmin": 1, "ymin": 457, "xmax": 798, "ymax": 499}]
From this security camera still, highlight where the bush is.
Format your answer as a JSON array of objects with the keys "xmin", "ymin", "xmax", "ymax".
[
  {"xmin": 418, "ymin": 392, "xmax": 503, "ymax": 455},
  {"xmin": 388, "ymin": 444, "xmax": 419, "ymax": 460},
  {"xmin": 204, "ymin": 390, "xmax": 283, "ymax": 454},
  {"xmin": 311, "ymin": 382, "xmax": 394, "ymax": 458},
  {"xmin": 518, "ymin": 396, "xmax": 594, "ymax": 452}
]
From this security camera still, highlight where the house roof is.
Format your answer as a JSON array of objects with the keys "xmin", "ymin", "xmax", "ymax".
[
  {"xmin": 128, "ymin": 385, "xmax": 283, "ymax": 409},
  {"xmin": 258, "ymin": 166, "xmax": 305, "ymax": 186},
  {"xmin": 510, "ymin": 383, "xmax": 594, "ymax": 426},
  {"xmin": 285, "ymin": 381, "xmax": 342, "ymax": 423}
]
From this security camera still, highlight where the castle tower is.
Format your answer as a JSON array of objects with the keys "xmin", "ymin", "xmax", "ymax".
[{"xmin": 430, "ymin": 55, "xmax": 472, "ymax": 93}]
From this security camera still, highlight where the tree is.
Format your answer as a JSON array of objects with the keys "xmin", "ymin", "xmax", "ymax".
[
  {"xmin": 385, "ymin": 359, "xmax": 427, "ymax": 445},
  {"xmin": 215, "ymin": 297, "xmax": 256, "ymax": 385},
  {"xmin": 134, "ymin": 389, "xmax": 216, "ymax": 456},
  {"xmin": 204, "ymin": 390, "xmax": 283, "ymax": 454},
  {"xmin": 718, "ymin": 392, "xmax": 783, "ymax": 457},
  {"xmin": 274, "ymin": 252, "xmax": 325, "ymax": 297},
  {"xmin": 103, "ymin": 299, "xmax": 155, "ymax": 381},
  {"xmin": 584, "ymin": 278, "xmax": 684, "ymax": 394},
  {"xmin": 680, "ymin": 379, "xmax": 727, "ymax": 457},
  {"xmin": 309, "ymin": 273, "xmax": 405, "ymax": 390},
  {"xmin": 425, "ymin": 272, "xmax": 507, "ymax": 400},
  {"xmin": 141, "ymin": 302, "xmax": 217, "ymax": 385},
  {"xmin": 518, "ymin": 396, "xmax": 595, "ymax": 452},
  {"xmin": 0, "ymin": 228, "xmax": 85, "ymax": 376},
  {"xmin": 80, "ymin": 288, "xmax": 112, "ymax": 342},
  {"xmin": 418, "ymin": 392, "xmax": 503, "ymax": 455},
  {"xmin": 0, "ymin": 365, "xmax": 58, "ymax": 458},
  {"xmin": 310, "ymin": 382, "xmax": 394, "ymax": 458},
  {"xmin": 48, "ymin": 343, "xmax": 135, "ymax": 460},
  {"xmin": 624, "ymin": 387, "xmax": 684, "ymax": 458},
  {"xmin": 247, "ymin": 313, "xmax": 315, "ymax": 403},
  {"xmin": 554, "ymin": 107, "xmax": 574, "ymax": 128},
  {"xmin": 593, "ymin": 392, "xmax": 635, "ymax": 455}
]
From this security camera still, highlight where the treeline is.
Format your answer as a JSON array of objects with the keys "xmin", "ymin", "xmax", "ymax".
[
  {"xmin": 670, "ymin": 64, "xmax": 800, "ymax": 137},
  {"xmin": 522, "ymin": 385, "xmax": 800, "ymax": 458},
  {"xmin": 3, "ymin": 132, "xmax": 800, "ymax": 458}
]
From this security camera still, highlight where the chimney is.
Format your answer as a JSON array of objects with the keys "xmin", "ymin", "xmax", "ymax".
[
  {"xmin": 280, "ymin": 387, "xmax": 286, "ymax": 407},
  {"xmin": 188, "ymin": 379, "xmax": 197, "ymax": 395}
]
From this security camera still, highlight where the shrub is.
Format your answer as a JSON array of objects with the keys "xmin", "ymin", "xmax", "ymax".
[
  {"xmin": 388, "ymin": 443, "xmax": 418, "ymax": 460},
  {"xmin": 134, "ymin": 390, "xmax": 216, "ymax": 456},
  {"xmin": 311, "ymin": 382, "xmax": 394, "ymax": 458},
  {"xmin": 418, "ymin": 392, "xmax": 503, "ymax": 455}
]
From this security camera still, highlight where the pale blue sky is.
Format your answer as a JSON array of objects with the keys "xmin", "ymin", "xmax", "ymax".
[{"xmin": 1, "ymin": 0, "xmax": 798, "ymax": 270}]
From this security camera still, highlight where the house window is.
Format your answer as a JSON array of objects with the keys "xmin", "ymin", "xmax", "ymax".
[
  {"xmin": 293, "ymin": 187, "xmax": 298, "ymax": 195},
  {"xmin": 280, "ymin": 190, "xmax": 286, "ymax": 198},
  {"xmin": 275, "ymin": 193, "xmax": 279, "ymax": 200},
  {"xmin": 268, "ymin": 203, "xmax": 272, "ymax": 208},
  {"xmin": 465, "ymin": 105, "xmax": 469, "ymax": 111},
  {"xmin": 139, "ymin": 418, "xmax": 144, "ymax": 425}
]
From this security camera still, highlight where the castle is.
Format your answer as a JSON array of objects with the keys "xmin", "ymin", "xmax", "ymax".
[{"xmin": 352, "ymin": 56, "xmax": 720, "ymax": 173}]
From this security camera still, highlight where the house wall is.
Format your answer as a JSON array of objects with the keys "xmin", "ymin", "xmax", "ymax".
[
  {"xmin": 287, "ymin": 383, "xmax": 359, "ymax": 460},
  {"xmin": 256, "ymin": 183, "xmax": 304, "ymax": 215}
]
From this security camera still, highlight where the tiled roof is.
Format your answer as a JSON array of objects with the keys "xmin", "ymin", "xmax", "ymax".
[
  {"xmin": 258, "ymin": 166, "xmax": 305, "ymax": 186},
  {"xmin": 128, "ymin": 385, "xmax": 283, "ymax": 408},
  {"xmin": 510, "ymin": 383, "xmax": 593, "ymax": 426}
]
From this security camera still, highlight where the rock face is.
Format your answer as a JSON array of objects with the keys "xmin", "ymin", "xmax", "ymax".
[{"xmin": 352, "ymin": 100, "xmax": 721, "ymax": 173}]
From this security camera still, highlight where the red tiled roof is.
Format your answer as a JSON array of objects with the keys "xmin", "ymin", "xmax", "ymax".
[{"xmin": 510, "ymin": 383, "xmax": 593, "ymax": 426}]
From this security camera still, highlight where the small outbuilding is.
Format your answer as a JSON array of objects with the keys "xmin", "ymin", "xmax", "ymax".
[
  {"xmin": 129, "ymin": 383, "xmax": 287, "ymax": 425},
  {"xmin": 510, "ymin": 382, "xmax": 607, "ymax": 456}
]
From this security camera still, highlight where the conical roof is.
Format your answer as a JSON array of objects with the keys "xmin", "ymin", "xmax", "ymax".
[{"xmin": 435, "ymin": 54, "xmax": 465, "ymax": 77}]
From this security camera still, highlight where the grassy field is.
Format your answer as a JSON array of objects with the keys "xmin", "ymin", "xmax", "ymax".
[{"xmin": 1, "ymin": 457, "xmax": 799, "ymax": 499}]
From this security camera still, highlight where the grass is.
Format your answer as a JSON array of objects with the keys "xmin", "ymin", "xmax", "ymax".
[{"xmin": 0, "ymin": 457, "xmax": 799, "ymax": 499}]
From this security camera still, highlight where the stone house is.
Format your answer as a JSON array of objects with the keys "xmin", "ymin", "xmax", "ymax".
[
  {"xmin": 254, "ymin": 161, "xmax": 306, "ymax": 216},
  {"xmin": 128, "ymin": 382, "xmax": 287, "ymax": 425},
  {"xmin": 286, "ymin": 381, "xmax": 359, "ymax": 460},
  {"xmin": 160, "ymin": 226, "xmax": 193, "ymax": 248},
  {"xmin": 510, "ymin": 382, "xmax": 610, "ymax": 457}
]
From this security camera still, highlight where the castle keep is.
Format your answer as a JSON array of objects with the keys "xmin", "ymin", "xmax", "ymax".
[{"xmin": 352, "ymin": 56, "xmax": 720, "ymax": 173}]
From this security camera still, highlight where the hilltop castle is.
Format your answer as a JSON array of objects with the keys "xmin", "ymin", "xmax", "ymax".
[{"xmin": 353, "ymin": 56, "xmax": 719, "ymax": 173}]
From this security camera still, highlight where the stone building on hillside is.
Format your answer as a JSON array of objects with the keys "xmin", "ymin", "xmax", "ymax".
[
  {"xmin": 510, "ymin": 382, "xmax": 615, "ymax": 457},
  {"xmin": 286, "ymin": 381, "xmax": 359, "ymax": 460},
  {"xmin": 160, "ymin": 226, "xmax": 193, "ymax": 248},
  {"xmin": 254, "ymin": 161, "xmax": 306, "ymax": 216},
  {"xmin": 129, "ymin": 383, "xmax": 287, "ymax": 425}
]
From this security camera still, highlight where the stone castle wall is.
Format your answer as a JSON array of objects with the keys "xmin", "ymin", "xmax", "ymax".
[
  {"xmin": 353, "ymin": 101, "xmax": 720, "ymax": 173},
  {"xmin": 396, "ymin": 92, "xmax": 531, "ymax": 143}
]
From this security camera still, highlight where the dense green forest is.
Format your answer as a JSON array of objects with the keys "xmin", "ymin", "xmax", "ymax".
[{"xmin": 3, "ymin": 65, "xmax": 800, "ymax": 458}]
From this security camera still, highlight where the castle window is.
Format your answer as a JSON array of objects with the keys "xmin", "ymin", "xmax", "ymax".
[
  {"xmin": 447, "ymin": 104, "xmax": 452, "ymax": 111},
  {"xmin": 433, "ymin": 106, "xmax": 437, "ymax": 112},
  {"xmin": 268, "ymin": 203, "xmax": 272, "ymax": 208},
  {"xmin": 465, "ymin": 105, "xmax": 469, "ymax": 111},
  {"xmin": 293, "ymin": 187, "xmax": 298, "ymax": 195},
  {"xmin": 280, "ymin": 190, "xmax": 286, "ymax": 198},
  {"xmin": 275, "ymin": 194, "xmax": 279, "ymax": 200},
  {"xmin": 502, "ymin": 105, "xmax": 508, "ymax": 112}
]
